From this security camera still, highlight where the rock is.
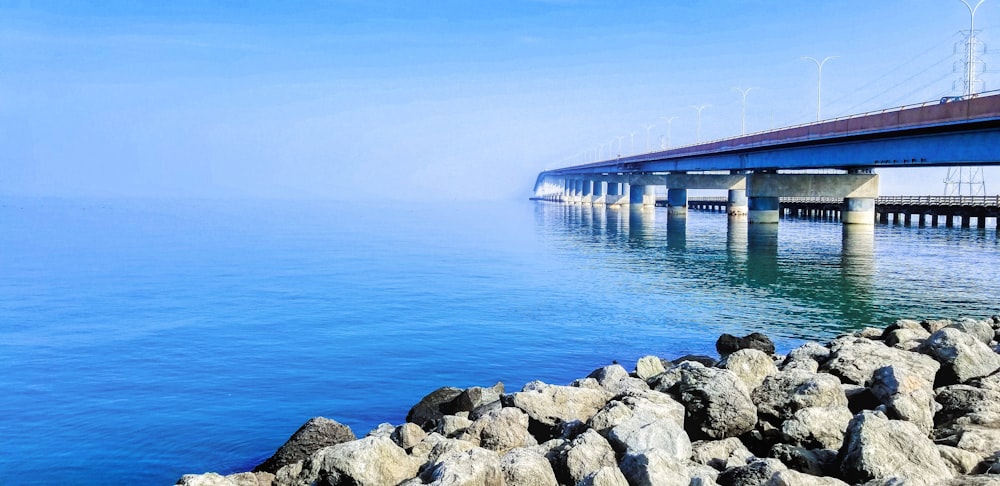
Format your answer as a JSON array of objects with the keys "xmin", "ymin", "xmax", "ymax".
[
  {"xmin": 509, "ymin": 381, "xmax": 611, "ymax": 440},
  {"xmin": 769, "ymin": 443, "xmax": 836, "ymax": 476},
  {"xmin": 499, "ymin": 448, "xmax": 558, "ymax": 486},
  {"xmin": 780, "ymin": 406, "xmax": 852, "ymax": 450},
  {"xmin": 391, "ymin": 422, "xmax": 427, "ymax": 450},
  {"xmin": 970, "ymin": 370, "xmax": 1000, "ymax": 392},
  {"xmin": 435, "ymin": 414, "xmax": 473, "ymax": 437},
  {"xmin": 717, "ymin": 332, "xmax": 776, "ymax": 357},
  {"xmin": 936, "ymin": 444, "xmax": 984, "ymax": 476},
  {"xmin": 767, "ymin": 469, "xmax": 850, "ymax": 486},
  {"xmin": 636, "ymin": 355, "xmax": 667, "ymax": 380},
  {"xmin": 273, "ymin": 461, "xmax": 303, "ymax": 485},
  {"xmin": 822, "ymin": 336, "xmax": 940, "ymax": 386},
  {"xmin": 720, "ymin": 349, "xmax": 780, "ymax": 391},
  {"xmin": 619, "ymin": 449, "xmax": 691, "ymax": 486},
  {"xmin": 855, "ymin": 327, "xmax": 884, "ymax": 339},
  {"xmin": 678, "ymin": 365, "xmax": 758, "ymax": 439},
  {"xmin": 589, "ymin": 393, "xmax": 685, "ymax": 438},
  {"xmin": 942, "ymin": 477, "xmax": 1000, "ymax": 486},
  {"xmin": 299, "ymin": 436, "xmax": 419, "ymax": 486},
  {"xmin": 462, "ymin": 406, "xmax": 534, "ymax": 453},
  {"xmin": 868, "ymin": 365, "xmax": 936, "ymax": 433},
  {"xmin": 647, "ymin": 361, "xmax": 694, "ymax": 393},
  {"xmin": 565, "ymin": 429, "xmax": 618, "ymax": 484},
  {"xmin": 175, "ymin": 472, "xmax": 274, "ymax": 486},
  {"xmin": 577, "ymin": 466, "xmax": 630, "ymax": 486},
  {"xmin": 784, "ymin": 342, "xmax": 830, "ymax": 366},
  {"xmin": 422, "ymin": 436, "xmax": 478, "ymax": 468},
  {"xmin": 839, "ymin": 411, "xmax": 953, "ymax": 485},
  {"xmin": 588, "ymin": 364, "xmax": 630, "ymax": 390},
  {"xmin": 408, "ymin": 386, "xmax": 464, "ymax": 430},
  {"xmin": 691, "ymin": 438, "xmax": 754, "ymax": 471},
  {"xmin": 922, "ymin": 318, "xmax": 954, "ymax": 334},
  {"xmin": 443, "ymin": 382, "xmax": 505, "ymax": 415},
  {"xmin": 948, "ymin": 318, "xmax": 995, "ymax": 344},
  {"xmin": 673, "ymin": 354, "xmax": 719, "ymax": 367},
  {"xmin": 883, "ymin": 327, "xmax": 930, "ymax": 349},
  {"xmin": 843, "ymin": 385, "xmax": 879, "ymax": 414},
  {"xmin": 605, "ymin": 397, "xmax": 691, "ymax": 459},
  {"xmin": 716, "ymin": 458, "xmax": 786, "ymax": 486},
  {"xmin": 753, "ymin": 370, "xmax": 847, "ymax": 426},
  {"xmin": 421, "ymin": 447, "xmax": 503, "ymax": 486},
  {"xmin": 919, "ymin": 327, "xmax": 1000, "ymax": 385},
  {"xmin": 935, "ymin": 424, "xmax": 1000, "ymax": 454},
  {"xmin": 252, "ymin": 416, "xmax": 356, "ymax": 474}
]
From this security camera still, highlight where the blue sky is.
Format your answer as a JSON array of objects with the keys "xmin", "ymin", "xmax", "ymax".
[{"xmin": 1, "ymin": 1, "xmax": 997, "ymax": 200}]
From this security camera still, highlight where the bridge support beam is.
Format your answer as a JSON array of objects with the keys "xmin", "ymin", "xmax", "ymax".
[
  {"xmin": 581, "ymin": 179, "xmax": 593, "ymax": 205},
  {"xmin": 606, "ymin": 182, "xmax": 626, "ymax": 206},
  {"xmin": 728, "ymin": 189, "xmax": 748, "ymax": 217},
  {"xmin": 667, "ymin": 188, "xmax": 688, "ymax": 216},
  {"xmin": 592, "ymin": 180, "xmax": 606, "ymax": 205},
  {"xmin": 629, "ymin": 185, "xmax": 656, "ymax": 206},
  {"xmin": 747, "ymin": 173, "xmax": 879, "ymax": 225}
]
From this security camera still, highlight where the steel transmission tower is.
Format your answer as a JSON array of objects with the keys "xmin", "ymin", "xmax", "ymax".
[{"xmin": 944, "ymin": 0, "xmax": 988, "ymax": 196}]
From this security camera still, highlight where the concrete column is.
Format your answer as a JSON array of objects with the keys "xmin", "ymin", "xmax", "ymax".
[
  {"xmin": 629, "ymin": 185, "xmax": 656, "ymax": 206},
  {"xmin": 581, "ymin": 179, "xmax": 593, "ymax": 205},
  {"xmin": 592, "ymin": 180, "xmax": 606, "ymax": 205},
  {"xmin": 562, "ymin": 179, "xmax": 571, "ymax": 202},
  {"xmin": 727, "ymin": 189, "xmax": 748, "ymax": 217},
  {"xmin": 748, "ymin": 197, "xmax": 780, "ymax": 224},
  {"xmin": 606, "ymin": 181, "xmax": 626, "ymax": 206},
  {"xmin": 843, "ymin": 198, "xmax": 876, "ymax": 225},
  {"xmin": 667, "ymin": 188, "xmax": 687, "ymax": 216}
]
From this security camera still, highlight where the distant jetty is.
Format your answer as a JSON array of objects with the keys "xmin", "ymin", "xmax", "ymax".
[{"xmin": 178, "ymin": 316, "xmax": 1000, "ymax": 485}]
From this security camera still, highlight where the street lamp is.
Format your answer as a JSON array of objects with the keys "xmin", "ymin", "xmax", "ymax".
[
  {"xmin": 960, "ymin": 0, "xmax": 987, "ymax": 96},
  {"xmin": 733, "ymin": 87, "xmax": 757, "ymax": 135},
  {"xmin": 691, "ymin": 105, "xmax": 710, "ymax": 143},
  {"xmin": 662, "ymin": 116, "xmax": 677, "ymax": 148},
  {"xmin": 802, "ymin": 56, "xmax": 838, "ymax": 122}
]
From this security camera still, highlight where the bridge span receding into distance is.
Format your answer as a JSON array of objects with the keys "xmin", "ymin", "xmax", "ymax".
[{"xmin": 533, "ymin": 92, "xmax": 1000, "ymax": 225}]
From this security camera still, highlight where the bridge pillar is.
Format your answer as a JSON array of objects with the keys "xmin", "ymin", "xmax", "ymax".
[
  {"xmin": 592, "ymin": 180, "xmax": 606, "ymax": 205},
  {"xmin": 606, "ymin": 181, "xmax": 626, "ymax": 206},
  {"xmin": 843, "ymin": 198, "xmax": 876, "ymax": 225},
  {"xmin": 728, "ymin": 189, "xmax": 748, "ymax": 217},
  {"xmin": 667, "ymin": 188, "xmax": 687, "ymax": 216},
  {"xmin": 748, "ymin": 197, "xmax": 780, "ymax": 224},
  {"xmin": 581, "ymin": 179, "xmax": 593, "ymax": 205},
  {"xmin": 629, "ymin": 184, "xmax": 656, "ymax": 206}
]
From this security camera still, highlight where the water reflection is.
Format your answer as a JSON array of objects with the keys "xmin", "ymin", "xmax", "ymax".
[
  {"xmin": 666, "ymin": 213, "xmax": 687, "ymax": 251},
  {"xmin": 746, "ymin": 224, "xmax": 779, "ymax": 286}
]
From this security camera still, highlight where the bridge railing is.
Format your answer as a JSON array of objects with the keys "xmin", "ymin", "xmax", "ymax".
[{"xmin": 686, "ymin": 196, "xmax": 1000, "ymax": 207}]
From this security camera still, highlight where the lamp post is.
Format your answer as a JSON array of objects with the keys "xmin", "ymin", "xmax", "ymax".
[
  {"xmin": 733, "ymin": 87, "xmax": 757, "ymax": 135},
  {"xmin": 691, "ymin": 105, "xmax": 710, "ymax": 143},
  {"xmin": 662, "ymin": 116, "xmax": 677, "ymax": 148},
  {"xmin": 960, "ymin": 0, "xmax": 987, "ymax": 96},
  {"xmin": 802, "ymin": 56, "xmax": 838, "ymax": 122}
]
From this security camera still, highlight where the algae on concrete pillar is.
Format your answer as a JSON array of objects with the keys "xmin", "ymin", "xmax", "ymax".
[
  {"xmin": 727, "ymin": 189, "xmax": 748, "ymax": 217},
  {"xmin": 748, "ymin": 196, "xmax": 780, "ymax": 224},
  {"xmin": 843, "ymin": 197, "xmax": 876, "ymax": 225}
]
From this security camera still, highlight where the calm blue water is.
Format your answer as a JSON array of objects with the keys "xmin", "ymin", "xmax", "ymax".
[{"xmin": 1, "ymin": 198, "xmax": 998, "ymax": 484}]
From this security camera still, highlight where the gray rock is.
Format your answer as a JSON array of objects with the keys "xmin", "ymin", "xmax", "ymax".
[
  {"xmin": 391, "ymin": 422, "xmax": 427, "ymax": 450},
  {"xmin": 499, "ymin": 448, "xmax": 558, "ymax": 486},
  {"xmin": 565, "ymin": 429, "xmax": 618, "ymax": 484},
  {"xmin": 869, "ymin": 365, "xmax": 937, "ymax": 433},
  {"xmin": 253, "ymin": 416, "xmax": 356, "ymax": 474},
  {"xmin": 435, "ymin": 414, "xmax": 473, "ymax": 438},
  {"xmin": 300, "ymin": 436, "xmax": 420, "ymax": 486},
  {"xmin": 922, "ymin": 318, "xmax": 954, "ymax": 334},
  {"xmin": 605, "ymin": 397, "xmax": 691, "ymax": 459},
  {"xmin": 577, "ymin": 466, "xmax": 630, "ymax": 486},
  {"xmin": 753, "ymin": 370, "xmax": 847, "ymax": 425},
  {"xmin": 619, "ymin": 449, "xmax": 691, "ymax": 486},
  {"xmin": 462, "ymin": 406, "xmax": 534, "ymax": 453},
  {"xmin": 716, "ymin": 458, "xmax": 787, "ymax": 486},
  {"xmin": 769, "ymin": 444, "xmax": 836, "ymax": 476},
  {"xmin": 883, "ymin": 328, "xmax": 930, "ymax": 349},
  {"xmin": 679, "ymin": 365, "xmax": 758, "ymax": 439},
  {"xmin": 855, "ymin": 327, "xmax": 885, "ymax": 339},
  {"xmin": 588, "ymin": 364, "xmax": 631, "ymax": 390},
  {"xmin": 942, "ymin": 477, "xmax": 1000, "ymax": 486},
  {"xmin": 443, "ymin": 382, "xmax": 505, "ymax": 416},
  {"xmin": 423, "ymin": 436, "xmax": 478, "ymax": 467},
  {"xmin": 408, "ymin": 386, "xmax": 464, "ymax": 429},
  {"xmin": 839, "ymin": 411, "xmax": 953, "ymax": 485},
  {"xmin": 673, "ymin": 354, "xmax": 719, "ymax": 367},
  {"xmin": 780, "ymin": 406, "xmax": 852, "ymax": 450},
  {"xmin": 935, "ymin": 444, "xmax": 984, "ymax": 476},
  {"xmin": 509, "ymin": 381, "xmax": 611, "ymax": 439},
  {"xmin": 636, "ymin": 355, "xmax": 667, "ymax": 380},
  {"xmin": 948, "ymin": 318, "xmax": 996, "ymax": 344},
  {"xmin": 935, "ymin": 424, "xmax": 1000, "ymax": 454},
  {"xmin": 691, "ymin": 438, "xmax": 754, "ymax": 471},
  {"xmin": 919, "ymin": 327, "xmax": 1000, "ymax": 385},
  {"xmin": 720, "ymin": 349, "xmax": 780, "ymax": 391},
  {"xmin": 822, "ymin": 336, "xmax": 939, "ymax": 386},
  {"xmin": 422, "ymin": 447, "xmax": 503, "ymax": 486},
  {"xmin": 717, "ymin": 332, "xmax": 776, "ymax": 357},
  {"xmin": 366, "ymin": 422, "xmax": 395, "ymax": 438},
  {"xmin": 175, "ymin": 472, "xmax": 275, "ymax": 486},
  {"xmin": 588, "ymin": 393, "xmax": 685, "ymax": 438},
  {"xmin": 784, "ymin": 342, "xmax": 830, "ymax": 366},
  {"xmin": 767, "ymin": 469, "xmax": 850, "ymax": 486}
]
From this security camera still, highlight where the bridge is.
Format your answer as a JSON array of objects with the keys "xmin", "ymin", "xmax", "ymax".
[{"xmin": 533, "ymin": 92, "xmax": 1000, "ymax": 225}]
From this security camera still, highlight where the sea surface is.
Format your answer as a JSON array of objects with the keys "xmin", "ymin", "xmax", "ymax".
[{"xmin": 1, "ymin": 197, "xmax": 999, "ymax": 484}]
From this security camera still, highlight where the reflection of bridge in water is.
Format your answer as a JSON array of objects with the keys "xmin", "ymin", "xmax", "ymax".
[{"xmin": 682, "ymin": 195, "xmax": 1000, "ymax": 229}]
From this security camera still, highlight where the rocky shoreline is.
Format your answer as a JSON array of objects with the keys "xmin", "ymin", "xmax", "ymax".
[{"xmin": 178, "ymin": 317, "xmax": 1000, "ymax": 486}]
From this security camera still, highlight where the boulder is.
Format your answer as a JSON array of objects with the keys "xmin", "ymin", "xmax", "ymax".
[
  {"xmin": 443, "ymin": 382, "xmax": 504, "ymax": 415},
  {"xmin": 422, "ymin": 436, "xmax": 478, "ymax": 467},
  {"xmin": 752, "ymin": 370, "xmax": 847, "ymax": 426},
  {"xmin": 408, "ymin": 386, "xmax": 464, "ymax": 429},
  {"xmin": 936, "ymin": 444, "xmax": 985, "ymax": 476},
  {"xmin": 948, "ymin": 318, "xmax": 995, "ymax": 344},
  {"xmin": 822, "ymin": 336, "xmax": 939, "ymax": 386},
  {"xmin": 509, "ymin": 381, "xmax": 611, "ymax": 440},
  {"xmin": 253, "ymin": 416, "xmax": 356, "ymax": 474},
  {"xmin": 499, "ymin": 448, "xmax": 558, "ymax": 486},
  {"xmin": 605, "ymin": 397, "xmax": 692, "ymax": 459},
  {"xmin": 784, "ymin": 342, "xmax": 830, "ymax": 368},
  {"xmin": 919, "ymin": 327, "xmax": 1000, "ymax": 385},
  {"xmin": 720, "ymin": 349, "xmax": 780, "ymax": 391},
  {"xmin": 717, "ymin": 332, "xmax": 776, "ymax": 357},
  {"xmin": 435, "ymin": 414, "xmax": 473, "ymax": 438},
  {"xmin": 769, "ymin": 443, "xmax": 837, "ymax": 476},
  {"xmin": 691, "ymin": 438, "xmax": 754, "ymax": 471},
  {"xmin": 767, "ymin": 468, "xmax": 850, "ymax": 486},
  {"xmin": 922, "ymin": 318, "xmax": 954, "ymax": 334},
  {"xmin": 868, "ymin": 365, "xmax": 936, "ymax": 433},
  {"xmin": 175, "ymin": 472, "xmax": 275, "ymax": 486},
  {"xmin": 780, "ymin": 406, "xmax": 852, "ymax": 450},
  {"xmin": 935, "ymin": 424, "xmax": 1000, "ymax": 454},
  {"xmin": 716, "ymin": 458, "xmax": 786, "ymax": 486},
  {"xmin": 839, "ymin": 411, "xmax": 953, "ymax": 485},
  {"xmin": 588, "ymin": 393, "xmax": 685, "ymax": 438},
  {"xmin": 366, "ymin": 422, "xmax": 395, "ymax": 438},
  {"xmin": 673, "ymin": 354, "xmax": 719, "ymax": 367},
  {"xmin": 299, "ymin": 436, "xmax": 419, "ymax": 486},
  {"xmin": 462, "ymin": 406, "xmax": 534, "ymax": 453},
  {"xmin": 883, "ymin": 327, "xmax": 930, "ymax": 350},
  {"xmin": 577, "ymin": 466, "xmax": 630, "ymax": 486},
  {"xmin": 565, "ymin": 429, "xmax": 618, "ymax": 484},
  {"xmin": 636, "ymin": 355, "xmax": 667, "ymax": 380},
  {"xmin": 619, "ymin": 449, "xmax": 691, "ymax": 486},
  {"xmin": 678, "ymin": 365, "xmax": 758, "ymax": 439},
  {"xmin": 391, "ymin": 422, "xmax": 427, "ymax": 450},
  {"xmin": 421, "ymin": 447, "xmax": 503, "ymax": 486}
]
